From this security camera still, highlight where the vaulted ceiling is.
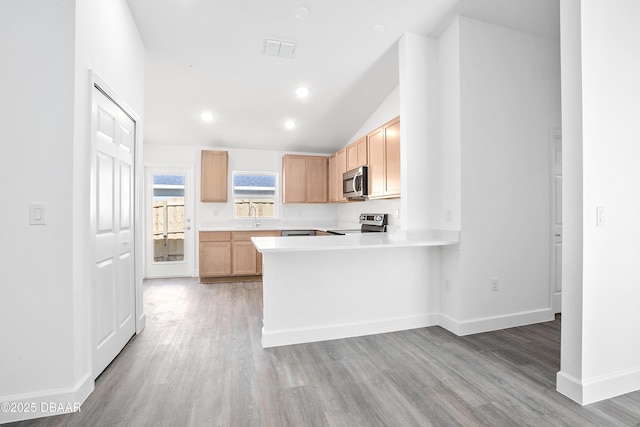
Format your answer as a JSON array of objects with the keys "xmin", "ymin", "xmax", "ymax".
[{"xmin": 127, "ymin": 0, "xmax": 559, "ymax": 153}]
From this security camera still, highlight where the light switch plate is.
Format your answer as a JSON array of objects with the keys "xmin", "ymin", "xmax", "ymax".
[{"xmin": 30, "ymin": 203, "xmax": 46, "ymax": 225}]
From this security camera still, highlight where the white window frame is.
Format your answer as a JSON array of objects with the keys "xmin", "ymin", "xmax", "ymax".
[{"xmin": 232, "ymin": 171, "xmax": 279, "ymax": 219}]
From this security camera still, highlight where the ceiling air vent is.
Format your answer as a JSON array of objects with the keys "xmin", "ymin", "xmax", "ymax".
[{"xmin": 263, "ymin": 39, "xmax": 295, "ymax": 58}]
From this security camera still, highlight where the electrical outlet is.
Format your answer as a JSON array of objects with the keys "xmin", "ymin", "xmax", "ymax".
[{"xmin": 491, "ymin": 277, "xmax": 499, "ymax": 292}]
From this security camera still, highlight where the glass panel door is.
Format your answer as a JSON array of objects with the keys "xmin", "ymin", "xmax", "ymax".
[
  {"xmin": 152, "ymin": 174, "xmax": 185, "ymax": 262},
  {"xmin": 145, "ymin": 166, "xmax": 194, "ymax": 278}
]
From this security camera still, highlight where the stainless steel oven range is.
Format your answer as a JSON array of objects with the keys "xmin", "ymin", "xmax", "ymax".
[{"xmin": 326, "ymin": 213, "xmax": 388, "ymax": 235}]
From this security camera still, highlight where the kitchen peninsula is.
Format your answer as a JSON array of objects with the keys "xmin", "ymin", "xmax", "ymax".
[{"xmin": 252, "ymin": 230, "xmax": 459, "ymax": 348}]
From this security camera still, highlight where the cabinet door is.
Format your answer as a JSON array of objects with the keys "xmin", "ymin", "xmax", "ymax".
[
  {"xmin": 201, "ymin": 150, "xmax": 228, "ymax": 202},
  {"xmin": 282, "ymin": 155, "xmax": 307, "ymax": 203},
  {"xmin": 200, "ymin": 241, "xmax": 231, "ymax": 277},
  {"xmin": 305, "ymin": 156, "xmax": 328, "ymax": 203},
  {"xmin": 384, "ymin": 119, "xmax": 401, "ymax": 196},
  {"xmin": 356, "ymin": 137, "xmax": 368, "ymax": 167},
  {"xmin": 367, "ymin": 127, "xmax": 385, "ymax": 198},
  {"xmin": 328, "ymin": 153, "xmax": 337, "ymax": 202},
  {"xmin": 346, "ymin": 141, "xmax": 358, "ymax": 170},
  {"xmin": 346, "ymin": 137, "xmax": 367, "ymax": 170},
  {"xmin": 336, "ymin": 148, "xmax": 347, "ymax": 202},
  {"xmin": 232, "ymin": 241, "xmax": 258, "ymax": 275}
]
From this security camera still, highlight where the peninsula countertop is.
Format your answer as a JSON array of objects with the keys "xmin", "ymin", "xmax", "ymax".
[{"xmin": 251, "ymin": 229, "xmax": 460, "ymax": 253}]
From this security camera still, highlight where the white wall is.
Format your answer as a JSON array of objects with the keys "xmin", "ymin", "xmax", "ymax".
[
  {"xmin": 438, "ymin": 18, "xmax": 462, "ymax": 232},
  {"xmin": 0, "ymin": 0, "xmax": 144, "ymax": 422},
  {"xmin": 438, "ymin": 18, "xmax": 463, "ymax": 321},
  {"xmin": 439, "ymin": 17, "xmax": 561, "ymax": 334},
  {"xmin": 0, "ymin": 0, "xmax": 76, "ymax": 401},
  {"xmin": 556, "ymin": 0, "xmax": 585, "ymax": 403},
  {"xmin": 347, "ymin": 86, "xmax": 400, "ymax": 145},
  {"xmin": 558, "ymin": 0, "xmax": 640, "ymax": 405},
  {"xmin": 399, "ymin": 33, "xmax": 441, "ymax": 230}
]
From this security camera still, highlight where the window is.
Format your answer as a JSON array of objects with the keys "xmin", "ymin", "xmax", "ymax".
[{"xmin": 232, "ymin": 172, "xmax": 278, "ymax": 218}]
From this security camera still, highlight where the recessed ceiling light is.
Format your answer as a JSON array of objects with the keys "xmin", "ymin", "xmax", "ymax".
[
  {"xmin": 284, "ymin": 120, "xmax": 296, "ymax": 129},
  {"xmin": 295, "ymin": 6, "xmax": 309, "ymax": 20},
  {"xmin": 295, "ymin": 86, "xmax": 310, "ymax": 98},
  {"xmin": 201, "ymin": 112, "xmax": 214, "ymax": 122},
  {"xmin": 372, "ymin": 24, "xmax": 385, "ymax": 35}
]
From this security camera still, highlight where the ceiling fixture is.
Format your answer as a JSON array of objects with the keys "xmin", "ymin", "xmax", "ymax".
[
  {"xmin": 264, "ymin": 39, "xmax": 295, "ymax": 58},
  {"xmin": 284, "ymin": 120, "xmax": 296, "ymax": 129},
  {"xmin": 372, "ymin": 24, "xmax": 385, "ymax": 35},
  {"xmin": 201, "ymin": 112, "xmax": 214, "ymax": 122},
  {"xmin": 295, "ymin": 86, "xmax": 309, "ymax": 98},
  {"xmin": 295, "ymin": 6, "xmax": 309, "ymax": 20}
]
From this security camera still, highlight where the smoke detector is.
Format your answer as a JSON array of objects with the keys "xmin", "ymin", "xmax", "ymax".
[{"xmin": 263, "ymin": 39, "xmax": 296, "ymax": 58}]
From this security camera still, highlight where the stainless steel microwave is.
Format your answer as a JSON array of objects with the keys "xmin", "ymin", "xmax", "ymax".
[{"xmin": 343, "ymin": 166, "xmax": 368, "ymax": 199}]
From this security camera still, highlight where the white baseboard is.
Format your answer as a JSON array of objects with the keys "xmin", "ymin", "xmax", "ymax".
[
  {"xmin": 263, "ymin": 309, "xmax": 555, "ymax": 348},
  {"xmin": 438, "ymin": 308, "xmax": 555, "ymax": 336},
  {"xmin": 553, "ymin": 291, "xmax": 562, "ymax": 314},
  {"xmin": 0, "ymin": 373, "xmax": 93, "ymax": 424},
  {"xmin": 136, "ymin": 312, "xmax": 146, "ymax": 334},
  {"xmin": 557, "ymin": 367, "xmax": 640, "ymax": 405},
  {"xmin": 262, "ymin": 313, "xmax": 439, "ymax": 348},
  {"xmin": 556, "ymin": 371, "xmax": 584, "ymax": 404}
]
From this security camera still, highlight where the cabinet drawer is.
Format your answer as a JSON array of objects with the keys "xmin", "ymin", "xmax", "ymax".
[{"xmin": 200, "ymin": 231, "xmax": 231, "ymax": 242}]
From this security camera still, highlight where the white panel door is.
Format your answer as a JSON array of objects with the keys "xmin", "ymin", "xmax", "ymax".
[
  {"xmin": 93, "ymin": 86, "xmax": 136, "ymax": 378},
  {"xmin": 552, "ymin": 129, "xmax": 562, "ymax": 313}
]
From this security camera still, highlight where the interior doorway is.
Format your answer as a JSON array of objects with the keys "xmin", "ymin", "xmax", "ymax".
[{"xmin": 145, "ymin": 165, "xmax": 194, "ymax": 278}]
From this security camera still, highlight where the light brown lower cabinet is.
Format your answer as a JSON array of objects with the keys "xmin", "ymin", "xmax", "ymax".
[
  {"xmin": 232, "ymin": 241, "xmax": 258, "ymax": 275},
  {"xmin": 199, "ymin": 232, "xmax": 231, "ymax": 277},
  {"xmin": 199, "ymin": 230, "xmax": 280, "ymax": 280}
]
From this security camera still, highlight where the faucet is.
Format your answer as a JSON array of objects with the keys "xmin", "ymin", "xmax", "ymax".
[{"xmin": 249, "ymin": 204, "xmax": 260, "ymax": 228}]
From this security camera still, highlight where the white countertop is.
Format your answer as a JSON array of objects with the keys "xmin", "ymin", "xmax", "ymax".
[
  {"xmin": 251, "ymin": 230, "xmax": 460, "ymax": 252},
  {"xmin": 198, "ymin": 223, "xmax": 345, "ymax": 232},
  {"xmin": 199, "ymin": 226, "xmax": 330, "ymax": 232}
]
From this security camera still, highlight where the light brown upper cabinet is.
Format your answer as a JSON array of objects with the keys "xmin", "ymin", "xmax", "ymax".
[
  {"xmin": 346, "ymin": 136, "xmax": 368, "ymax": 170},
  {"xmin": 282, "ymin": 155, "xmax": 328, "ymax": 203},
  {"xmin": 201, "ymin": 150, "xmax": 228, "ymax": 202},
  {"xmin": 328, "ymin": 148, "xmax": 347, "ymax": 203},
  {"xmin": 367, "ymin": 116, "xmax": 400, "ymax": 199}
]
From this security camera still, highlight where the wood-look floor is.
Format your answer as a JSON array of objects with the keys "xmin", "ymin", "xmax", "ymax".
[{"xmin": 10, "ymin": 277, "xmax": 640, "ymax": 427}]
